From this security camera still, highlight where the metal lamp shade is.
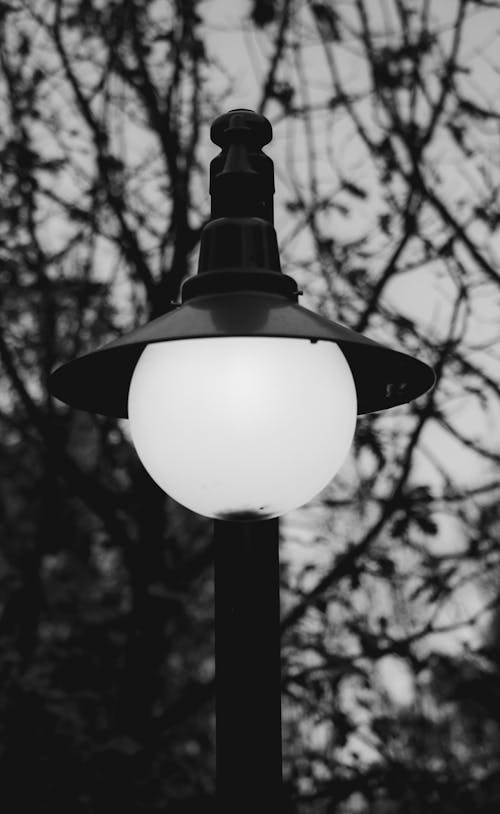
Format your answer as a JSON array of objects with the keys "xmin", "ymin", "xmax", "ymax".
[{"xmin": 49, "ymin": 289, "xmax": 435, "ymax": 417}]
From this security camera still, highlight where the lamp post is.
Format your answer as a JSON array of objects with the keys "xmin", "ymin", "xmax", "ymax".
[{"xmin": 49, "ymin": 109, "xmax": 435, "ymax": 810}]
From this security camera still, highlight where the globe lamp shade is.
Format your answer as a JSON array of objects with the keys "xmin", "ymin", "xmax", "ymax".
[{"xmin": 127, "ymin": 336, "xmax": 357, "ymax": 521}]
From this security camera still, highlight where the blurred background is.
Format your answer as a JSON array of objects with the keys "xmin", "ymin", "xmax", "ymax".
[{"xmin": 1, "ymin": 0, "xmax": 500, "ymax": 811}]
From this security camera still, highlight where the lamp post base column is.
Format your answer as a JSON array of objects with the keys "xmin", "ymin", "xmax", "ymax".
[{"xmin": 214, "ymin": 518, "xmax": 282, "ymax": 811}]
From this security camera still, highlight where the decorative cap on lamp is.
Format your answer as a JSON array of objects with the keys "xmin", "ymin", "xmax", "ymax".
[{"xmin": 48, "ymin": 109, "xmax": 435, "ymax": 520}]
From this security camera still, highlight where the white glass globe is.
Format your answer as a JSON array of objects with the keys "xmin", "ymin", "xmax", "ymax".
[{"xmin": 127, "ymin": 337, "xmax": 357, "ymax": 520}]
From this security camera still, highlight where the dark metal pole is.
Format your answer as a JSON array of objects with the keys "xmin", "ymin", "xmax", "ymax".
[{"xmin": 214, "ymin": 518, "xmax": 282, "ymax": 811}]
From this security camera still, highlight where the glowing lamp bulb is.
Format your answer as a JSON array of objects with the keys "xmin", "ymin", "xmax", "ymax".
[{"xmin": 127, "ymin": 337, "xmax": 357, "ymax": 520}]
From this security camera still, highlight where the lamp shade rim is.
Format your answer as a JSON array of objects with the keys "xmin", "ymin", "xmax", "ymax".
[{"xmin": 49, "ymin": 290, "xmax": 435, "ymax": 417}]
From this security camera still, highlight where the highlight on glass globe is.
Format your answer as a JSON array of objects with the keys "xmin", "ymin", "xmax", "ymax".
[{"xmin": 127, "ymin": 336, "xmax": 357, "ymax": 520}]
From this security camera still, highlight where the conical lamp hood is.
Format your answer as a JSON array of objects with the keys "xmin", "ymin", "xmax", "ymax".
[{"xmin": 49, "ymin": 290, "xmax": 435, "ymax": 417}]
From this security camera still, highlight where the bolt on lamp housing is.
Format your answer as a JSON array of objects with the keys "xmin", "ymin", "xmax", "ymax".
[{"xmin": 49, "ymin": 109, "xmax": 435, "ymax": 520}]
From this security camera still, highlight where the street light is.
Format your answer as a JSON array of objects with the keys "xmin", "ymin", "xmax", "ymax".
[{"xmin": 49, "ymin": 109, "xmax": 435, "ymax": 810}]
